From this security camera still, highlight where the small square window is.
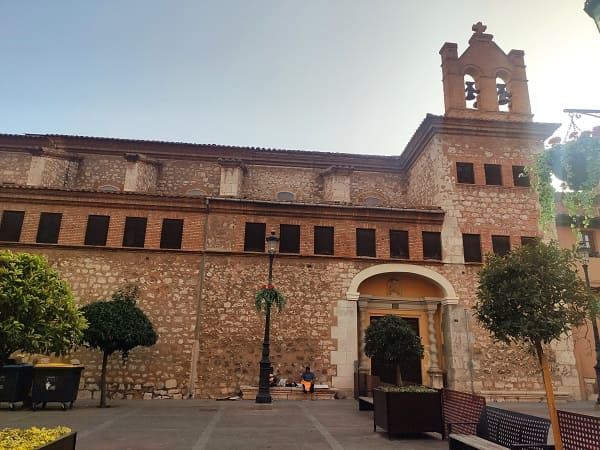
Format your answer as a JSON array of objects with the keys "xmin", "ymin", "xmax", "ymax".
[
  {"xmin": 279, "ymin": 224, "xmax": 300, "ymax": 254},
  {"xmin": 244, "ymin": 222, "xmax": 266, "ymax": 252},
  {"xmin": 484, "ymin": 164, "xmax": 502, "ymax": 185},
  {"xmin": 314, "ymin": 226, "xmax": 334, "ymax": 255},
  {"xmin": 581, "ymin": 230, "xmax": 597, "ymax": 256},
  {"xmin": 0, "ymin": 210, "xmax": 25, "ymax": 242},
  {"xmin": 521, "ymin": 236, "xmax": 537, "ymax": 247},
  {"xmin": 390, "ymin": 230, "xmax": 409, "ymax": 259},
  {"xmin": 456, "ymin": 162, "xmax": 475, "ymax": 184},
  {"xmin": 462, "ymin": 233, "xmax": 482, "ymax": 263},
  {"xmin": 422, "ymin": 231, "xmax": 442, "ymax": 260},
  {"xmin": 85, "ymin": 215, "xmax": 110, "ymax": 246},
  {"xmin": 36, "ymin": 212, "xmax": 62, "ymax": 244},
  {"xmin": 122, "ymin": 217, "xmax": 147, "ymax": 248},
  {"xmin": 512, "ymin": 166, "xmax": 530, "ymax": 187},
  {"xmin": 492, "ymin": 235, "xmax": 510, "ymax": 256},
  {"xmin": 356, "ymin": 228, "xmax": 376, "ymax": 257},
  {"xmin": 160, "ymin": 218, "xmax": 184, "ymax": 249}
]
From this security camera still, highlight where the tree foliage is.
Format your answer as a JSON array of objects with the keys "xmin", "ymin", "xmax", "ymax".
[
  {"xmin": 475, "ymin": 240, "xmax": 593, "ymax": 347},
  {"xmin": 81, "ymin": 285, "xmax": 157, "ymax": 357},
  {"xmin": 533, "ymin": 135, "xmax": 600, "ymax": 228},
  {"xmin": 80, "ymin": 285, "xmax": 157, "ymax": 407},
  {"xmin": 364, "ymin": 315, "xmax": 424, "ymax": 386},
  {"xmin": 254, "ymin": 284, "xmax": 287, "ymax": 313},
  {"xmin": 0, "ymin": 251, "xmax": 87, "ymax": 363}
]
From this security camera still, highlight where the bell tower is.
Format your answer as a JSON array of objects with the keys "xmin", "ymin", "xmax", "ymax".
[{"xmin": 439, "ymin": 22, "xmax": 532, "ymax": 121}]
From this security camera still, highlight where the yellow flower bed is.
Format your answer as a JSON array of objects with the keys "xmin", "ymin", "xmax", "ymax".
[{"xmin": 0, "ymin": 426, "xmax": 71, "ymax": 449}]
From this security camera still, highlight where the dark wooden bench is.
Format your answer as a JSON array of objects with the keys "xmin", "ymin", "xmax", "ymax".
[
  {"xmin": 557, "ymin": 409, "xmax": 600, "ymax": 450},
  {"xmin": 358, "ymin": 396, "xmax": 373, "ymax": 411},
  {"xmin": 448, "ymin": 406, "xmax": 554, "ymax": 450}
]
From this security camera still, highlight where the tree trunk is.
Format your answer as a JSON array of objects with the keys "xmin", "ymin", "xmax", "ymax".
[
  {"xmin": 535, "ymin": 340, "xmax": 562, "ymax": 450},
  {"xmin": 395, "ymin": 364, "xmax": 403, "ymax": 387},
  {"xmin": 100, "ymin": 351, "xmax": 110, "ymax": 408}
]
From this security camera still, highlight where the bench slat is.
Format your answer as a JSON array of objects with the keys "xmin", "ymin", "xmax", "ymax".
[{"xmin": 449, "ymin": 433, "xmax": 508, "ymax": 450}]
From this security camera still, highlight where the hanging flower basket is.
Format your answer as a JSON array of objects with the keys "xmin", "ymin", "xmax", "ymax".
[{"xmin": 254, "ymin": 285, "xmax": 287, "ymax": 312}]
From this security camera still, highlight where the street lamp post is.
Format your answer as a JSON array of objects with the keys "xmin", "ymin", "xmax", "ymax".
[
  {"xmin": 577, "ymin": 240, "xmax": 600, "ymax": 404},
  {"xmin": 255, "ymin": 231, "xmax": 279, "ymax": 404},
  {"xmin": 585, "ymin": 0, "xmax": 600, "ymax": 33}
]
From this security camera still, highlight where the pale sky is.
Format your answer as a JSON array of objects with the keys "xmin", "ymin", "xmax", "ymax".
[{"xmin": 0, "ymin": 1, "xmax": 598, "ymax": 155}]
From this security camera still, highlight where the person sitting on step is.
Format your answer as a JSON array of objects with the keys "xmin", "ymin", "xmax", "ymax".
[{"xmin": 300, "ymin": 366, "xmax": 316, "ymax": 393}]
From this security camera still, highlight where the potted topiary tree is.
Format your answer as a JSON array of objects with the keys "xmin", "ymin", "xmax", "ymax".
[
  {"xmin": 0, "ymin": 251, "xmax": 87, "ymax": 410},
  {"xmin": 80, "ymin": 285, "xmax": 157, "ymax": 407},
  {"xmin": 365, "ymin": 314, "xmax": 444, "ymax": 438}
]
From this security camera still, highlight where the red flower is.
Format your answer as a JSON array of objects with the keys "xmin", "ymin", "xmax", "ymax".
[
  {"xmin": 262, "ymin": 284, "xmax": 267, "ymax": 289},
  {"xmin": 268, "ymin": 284, "xmax": 274, "ymax": 289}
]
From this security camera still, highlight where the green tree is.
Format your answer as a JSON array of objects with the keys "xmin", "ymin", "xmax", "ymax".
[
  {"xmin": 475, "ymin": 240, "xmax": 594, "ymax": 450},
  {"xmin": 364, "ymin": 314, "xmax": 424, "ymax": 386},
  {"xmin": 80, "ymin": 285, "xmax": 157, "ymax": 407},
  {"xmin": 0, "ymin": 251, "xmax": 87, "ymax": 363}
]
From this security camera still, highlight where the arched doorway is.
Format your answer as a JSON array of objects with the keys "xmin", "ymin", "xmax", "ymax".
[{"xmin": 330, "ymin": 264, "xmax": 458, "ymax": 394}]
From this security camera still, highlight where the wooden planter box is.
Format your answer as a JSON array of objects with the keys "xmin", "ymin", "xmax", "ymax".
[
  {"xmin": 373, "ymin": 388, "xmax": 445, "ymax": 438},
  {"xmin": 36, "ymin": 432, "xmax": 77, "ymax": 450}
]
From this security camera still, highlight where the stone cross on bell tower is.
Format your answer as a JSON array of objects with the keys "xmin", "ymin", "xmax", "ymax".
[{"xmin": 439, "ymin": 22, "xmax": 532, "ymax": 121}]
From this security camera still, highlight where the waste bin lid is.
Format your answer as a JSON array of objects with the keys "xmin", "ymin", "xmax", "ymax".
[{"xmin": 34, "ymin": 363, "xmax": 84, "ymax": 368}]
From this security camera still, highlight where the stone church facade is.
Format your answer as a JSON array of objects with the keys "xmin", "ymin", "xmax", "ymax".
[{"xmin": 0, "ymin": 24, "xmax": 583, "ymax": 400}]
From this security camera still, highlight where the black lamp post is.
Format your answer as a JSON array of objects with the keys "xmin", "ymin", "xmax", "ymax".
[
  {"xmin": 255, "ymin": 231, "xmax": 279, "ymax": 404},
  {"xmin": 585, "ymin": 0, "xmax": 600, "ymax": 33},
  {"xmin": 577, "ymin": 240, "xmax": 600, "ymax": 404}
]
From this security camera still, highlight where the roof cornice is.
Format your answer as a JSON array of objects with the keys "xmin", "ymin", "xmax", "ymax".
[{"xmin": 399, "ymin": 114, "xmax": 560, "ymax": 170}]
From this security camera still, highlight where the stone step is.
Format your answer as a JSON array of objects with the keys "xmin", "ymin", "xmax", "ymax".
[{"xmin": 240, "ymin": 385, "xmax": 337, "ymax": 400}]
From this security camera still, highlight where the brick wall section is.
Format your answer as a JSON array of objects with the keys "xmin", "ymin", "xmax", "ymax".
[
  {"xmin": 0, "ymin": 150, "xmax": 31, "ymax": 184},
  {"xmin": 156, "ymin": 161, "xmax": 221, "ymax": 196}
]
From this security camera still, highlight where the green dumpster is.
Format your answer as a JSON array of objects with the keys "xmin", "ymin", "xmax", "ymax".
[
  {"xmin": 0, "ymin": 363, "xmax": 33, "ymax": 410},
  {"xmin": 31, "ymin": 363, "xmax": 84, "ymax": 410}
]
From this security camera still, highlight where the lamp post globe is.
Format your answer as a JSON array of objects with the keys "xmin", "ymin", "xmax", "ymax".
[
  {"xmin": 256, "ymin": 231, "xmax": 279, "ymax": 404},
  {"xmin": 578, "ymin": 239, "xmax": 600, "ymax": 404}
]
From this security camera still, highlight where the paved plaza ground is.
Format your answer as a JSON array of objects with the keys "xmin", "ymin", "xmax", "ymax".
[{"xmin": 1, "ymin": 398, "xmax": 598, "ymax": 449}]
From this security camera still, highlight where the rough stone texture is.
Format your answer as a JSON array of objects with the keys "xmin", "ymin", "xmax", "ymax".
[
  {"xmin": 0, "ymin": 150, "xmax": 30, "ymax": 184},
  {"xmin": 242, "ymin": 166, "xmax": 321, "ymax": 203},
  {"xmin": 350, "ymin": 171, "xmax": 407, "ymax": 207},
  {"xmin": 74, "ymin": 155, "xmax": 127, "ymax": 190},
  {"xmin": 41, "ymin": 155, "xmax": 70, "ymax": 188},
  {"xmin": 156, "ymin": 161, "xmax": 220, "ymax": 196}
]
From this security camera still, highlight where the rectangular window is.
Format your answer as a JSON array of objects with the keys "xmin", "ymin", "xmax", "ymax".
[
  {"xmin": 422, "ymin": 231, "xmax": 442, "ymax": 260},
  {"xmin": 0, "ymin": 210, "xmax": 25, "ymax": 242},
  {"xmin": 36, "ymin": 212, "xmax": 62, "ymax": 244},
  {"xmin": 390, "ymin": 230, "xmax": 409, "ymax": 259},
  {"xmin": 160, "ymin": 218, "xmax": 184, "ymax": 249},
  {"xmin": 84, "ymin": 215, "xmax": 110, "ymax": 246},
  {"xmin": 356, "ymin": 228, "xmax": 376, "ymax": 257},
  {"xmin": 279, "ymin": 224, "xmax": 300, "ymax": 254},
  {"xmin": 492, "ymin": 235, "xmax": 511, "ymax": 256},
  {"xmin": 314, "ymin": 226, "xmax": 334, "ymax": 255},
  {"xmin": 484, "ymin": 164, "xmax": 502, "ymax": 185},
  {"xmin": 122, "ymin": 216, "xmax": 147, "ymax": 248},
  {"xmin": 244, "ymin": 222, "xmax": 266, "ymax": 252},
  {"xmin": 462, "ymin": 233, "xmax": 482, "ymax": 263},
  {"xmin": 456, "ymin": 162, "xmax": 475, "ymax": 184},
  {"xmin": 521, "ymin": 236, "xmax": 537, "ymax": 247},
  {"xmin": 512, "ymin": 166, "xmax": 530, "ymax": 187},
  {"xmin": 581, "ymin": 230, "xmax": 597, "ymax": 256}
]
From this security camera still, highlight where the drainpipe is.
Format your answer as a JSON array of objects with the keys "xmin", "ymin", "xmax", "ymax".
[
  {"xmin": 464, "ymin": 308, "xmax": 475, "ymax": 393},
  {"xmin": 188, "ymin": 197, "xmax": 210, "ymax": 398}
]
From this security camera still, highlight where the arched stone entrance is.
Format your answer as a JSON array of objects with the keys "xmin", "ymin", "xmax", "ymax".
[{"xmin": 330, "ymin": 264, "xmax": 458, "ymax": 393}]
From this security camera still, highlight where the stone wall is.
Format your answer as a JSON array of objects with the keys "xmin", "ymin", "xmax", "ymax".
[
  {"xmin": 0, "ymin": 150, "xmax": 31, "ymax": 184},
  {"xmin": 242, "ymin": 165, "xmax": 321, "ymax": 203},
  {"xmin": 156, "ymin": 161, "xmax": 221, "ymax": 196},
  {"xmin": 41, "ymin": 156, "xmax": 70, "ymax": 188},
  {"xmin": 74, "ymin": 155, "xmax": 127, "ymax": 190}
]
